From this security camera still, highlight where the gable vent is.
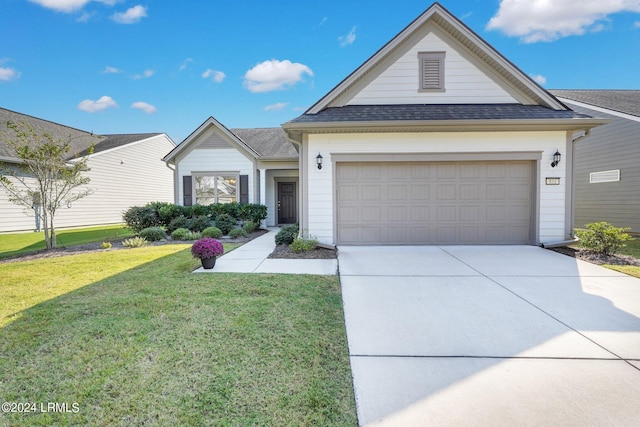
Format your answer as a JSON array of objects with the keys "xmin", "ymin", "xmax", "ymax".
[
  {"xmin": 418, "ymin": 52, "xmax": 445, "ymax": 91},
  {"xmin": 590, "ymin": 169, "xmax": 620, "ymax": 184}
]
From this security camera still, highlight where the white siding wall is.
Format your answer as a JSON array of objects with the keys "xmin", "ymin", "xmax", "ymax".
[
  {"xmin": 0, "ymin": 135, "xmax": 175, "ymax": 233},
  {"xmin": 177, "ymin": 148, "xmax": 254, "ymax": 206},
  {"xmin": 265, "ymin": 169, "xmax": 298, "ymax": 226},
  {"xmin": 349, "ymin": 26, "xmax": 517, "ymax": 105},
  {"xmin": 307, "ymin": 131, "xmax": 568, "ymax": 245}
]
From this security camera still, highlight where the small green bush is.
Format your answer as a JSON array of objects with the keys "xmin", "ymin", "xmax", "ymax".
[
  {"xmin": 139, "ymin": 227, "xmax": 168, "ymax": 242},
  {"xmin": 275, "ymin": 223, "xmax": 299, "ymax": 245},
  {"xmin": 191, "ymin": 204, "xmax": 209, "ymax": 217},
  {"xmin": 188, "ymin": 215, "xmax": 211, "ymax": 232},
  {"xmin": 575, "ymin": 222, "xmax": 633, "ymax": 255},
  {"xmin": 243, "ymin": 221, "xmax": 257, "ymax": 234},
  {"xmin": 215, "ymin": 214, "xmax": 237, "ymax": 235},
  {"xmin": 122, "ymin": 205, "xmax": 161, "ymax": 233},
  {"xmin": 123, "ymin": 236, "xmax": 148, "ymax": 248},
  {"xmin": 171, "ymin": 227, "xmax": 193, "ymax": 240},
  {"xmin": 100, "ymin": 242, "xmax": 112, "ymax": 249},
  {"xmin": 202, "ymin": 227, "xmax": 223, "ymax": 239},
  {"xmin": 229, "ymin": 228, "xmax": 247, "ymax": 239},
  {"xmin": 158, "ymin": 203, "xmax": 183, "ymax": 226},
  {"xmin": 167, "ymin": 215, "xmax": 190, "ymax": 233},
  {"xmin": 241, "ymin": 204, "xmax": 268, "ymax": 223},
  {"xmin": 290, "ymin": 236, "xmax": 318, "ymax": 252}
]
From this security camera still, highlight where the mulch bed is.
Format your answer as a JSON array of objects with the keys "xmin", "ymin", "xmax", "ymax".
[
  {"xmin": 0, "ymin": 229, "xmax": 270, "ymax": 264},
  {"xmin": 268, "ymin": 244, "xmax": 337, "ymax": 259},
  {"xmin": 549, "ymin": 246, "xmax": 640, "ymax": 266}
]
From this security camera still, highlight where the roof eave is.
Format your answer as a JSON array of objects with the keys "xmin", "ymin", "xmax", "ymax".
[{"xmin": 283, "ymin": 118, "xmax": 610, "ymax": 137}]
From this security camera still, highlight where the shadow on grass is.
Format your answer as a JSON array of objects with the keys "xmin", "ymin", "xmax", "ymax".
[{"xmin": 0, "ymin": 248, "xmax": 356, "ymax": 426}]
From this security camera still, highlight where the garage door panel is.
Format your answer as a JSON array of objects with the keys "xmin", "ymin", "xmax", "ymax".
[{"xmin": 336, "ymin": 161, "xmax": 533, "ymax": 245}]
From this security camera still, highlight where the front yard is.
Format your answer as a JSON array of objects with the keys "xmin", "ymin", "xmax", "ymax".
[{"xmin": 0, "ymin": 245, "xmax": 356, "ymax": 426}]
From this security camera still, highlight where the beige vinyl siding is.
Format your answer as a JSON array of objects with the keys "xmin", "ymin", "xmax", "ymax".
[
  {"xmin": 306, "ymin": 131, "xmax": 568, "ymax": 246},
  {"xmin": 177, "ymin": 148, "xmax": 254, "ymax": 206},
  {"xmin": 565, "ymin": 102, "xmax": 640, "ymax": 232},
  {"xmin": 0, "ymin": 134, "xmax": 175, "ymax": 232},
  {"xmin": 348, "ymin": 24, "xmax": 517, "ymax": 105}
]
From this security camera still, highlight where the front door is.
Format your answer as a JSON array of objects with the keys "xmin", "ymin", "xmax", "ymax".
[{"xmin": 277, "ymin": 182, "xmax": 297, "ymax": 224}]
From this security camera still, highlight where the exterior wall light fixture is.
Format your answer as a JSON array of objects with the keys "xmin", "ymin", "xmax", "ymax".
[
  {"xmin": 316, "ymin": 153, "xmax": 323, "ymax": 170},
  {"xmin": 551, "ymin": 150, "xmax": 561, "ymax": 168}
]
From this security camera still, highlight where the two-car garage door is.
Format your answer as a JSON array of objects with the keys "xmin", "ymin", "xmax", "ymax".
[{"xmin": 336, "ymin": 161, "xmax": 534, "ymax": 245}]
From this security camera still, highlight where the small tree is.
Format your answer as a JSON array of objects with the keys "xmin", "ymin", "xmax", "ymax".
[{"xmin": 0, "ymin": 122, "xmax": 93, "ymax": 249}]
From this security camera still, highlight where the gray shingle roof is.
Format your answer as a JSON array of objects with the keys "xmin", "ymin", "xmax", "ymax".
[
  {"xmin": 287, "ymin": 104, "xmax": 591, "ymax": 125},
  {"xmin": 231, "ymin": 128, "xmax": 298, "ymax": 159},
  {"xmin": 0, "ymin": 107, "xmax": 162, "ymax": 162},
  {"xmin": 549, "ymin": 90, "xmax": 640, "ymax": 118}
]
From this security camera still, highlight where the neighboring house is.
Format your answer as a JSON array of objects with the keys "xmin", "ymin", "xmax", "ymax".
[
  {"xmin": 0, "ymin": 107, "xmax": 176, "ymax": 233},
  {"xmin": 281, "ymin": 3, "xmax": 607, "ymax": 246},
  {"xmin": 162, "ymin": 117, "xmax": 299, "ymax": 226},
  {"xmin": 549, "ymin": 90, "xmax": 640, "ymax": 233}
]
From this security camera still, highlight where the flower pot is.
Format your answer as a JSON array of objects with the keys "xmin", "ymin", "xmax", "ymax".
[{"xmin": 201, "ymin": 256, "xmax": 216, "ymax": 270}]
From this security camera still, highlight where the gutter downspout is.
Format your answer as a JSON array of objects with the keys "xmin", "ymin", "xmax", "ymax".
[
  {"xmin": 541, "ymin": 129, "xmax": 591, "ymax": 249},
  {"xmin": 164, "ymin": 161, "xmax": 179, "ymax": 205}
]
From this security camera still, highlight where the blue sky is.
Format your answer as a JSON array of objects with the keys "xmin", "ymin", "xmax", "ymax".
[{"xmin": 1, "ymin": 0, "xmax": 639, "ymax": 142}]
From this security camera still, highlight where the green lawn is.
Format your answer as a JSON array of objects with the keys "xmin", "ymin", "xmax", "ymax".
[
  {"xmin": 0, "ymin": 246, "xmax": 356, "ymax": 426},
  {"xmin": 0, "ymin": 224, "xmax": 134, "ymax": 259}
]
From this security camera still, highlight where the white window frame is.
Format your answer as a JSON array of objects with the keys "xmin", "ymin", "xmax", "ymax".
[
  {"xmin": 192, "ymin": 172, "xmax": 239, "ymax": 205},
  {"xmin": 418, "ymin": 51, "xmax": 445, "ymax": 92}
]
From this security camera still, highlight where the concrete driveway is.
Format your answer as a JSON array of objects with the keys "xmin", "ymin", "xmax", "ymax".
[{"xmin": 338, "ymin": 246, "xmax": 640, "ymax": 426}]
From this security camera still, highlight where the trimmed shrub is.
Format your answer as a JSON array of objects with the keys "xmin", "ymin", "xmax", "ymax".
[
  {"xmin": 290, "ymin": 236, "xmax": 318, "ymax": 252},
  {"xmin": 167, "ymin": 215, "xmax": 190, "ymax": 234},
  {"xmin": 216, "ymin": 203, "xmax": 242, "ymax": 220},
  {"xmin": 122, "ymin": 205, "xmax": 161, "ymax": 233},
  {"xmin": 171, "ymin": 227, "xmax": 193, "ymax": 240},
  {"xmin": 191, "ymin": 204, "xmax": 209, "ymax": 217},
  {"xmin": 123, "ymin": 236, "xmax": 148, "ymax": 248},
  {"xmin": 100, "ymin": 242, "xmax": 112, "ymax": 249},
  {"xmin": 158, "ymin": 203, "xmax": 183, "ymax": 226},
  {"xmin": 275, "ymin": 223, "xmax": 299, "ymax": 245},
  {"xmin": 139, "ymin": 227, "xmax": 168, "ymax": 242},
  {"xmin": 229, "ymin": 228, "xmax": 247, "ymax": 239},
  {"xmin": 202, "ymin": 227, "xmax": 223, "ymax": 239},
  {"xmin": 214, "ymin": 214, "xmax": 237, "ymax": 235},
  {"xmin": 240, "ymin": 204, "xmax": 268, "ymax": 224},
  {"xmin": 243, "ymin": 221, "xmax": 257, "ymax": 234},
  {"xmin": 575, "ymin": 222, "xmax": 633, "ymax": 255},
  {"xmin": 188, "ymin": 215, "xmax": 211, "ymax": 232}
]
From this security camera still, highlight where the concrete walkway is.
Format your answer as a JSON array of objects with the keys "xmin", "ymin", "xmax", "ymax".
[
  {"xmin": 193, "ymin": 228, "xmax": 337, "ymax": 275},
  {"xmin": 339, "ymin": 245, "xmax": 640, "ymax": 426}
]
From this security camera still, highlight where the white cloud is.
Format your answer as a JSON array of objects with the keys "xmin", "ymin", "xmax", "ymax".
[
  {"xmin": 339, "ymin": 26, "xmax": 357, "ymax": 47},
  {"xmin": 77, "ymin": 95, "xmax": 117, "ymax": 112},
  {"xmin": 131, "ymin": 101, "xmax": 157, "ymax": 114},
  {"xmin": 244, "ymin": 59, "xmax": 313, "ymax": 93},
  {"xmin": 76, "ymin": 11, "xmax": 94, "ymax": 22},
  {"xmin": 102, "ymin": 65, "xmax": 122, "ymax": 74},
  {"xmin": 29, "ymin": 0, "xmax": 118, "ymax": 13},
  {"xmin": 111, "ymin": 5, "xmax": 147, "ymax": 24},
  {"xmin": 132, "ymin": 69, "xmax": 154, "ymax": 79},
  {"xmin": 530, "ymin": 74, "xmax": 547, "ymax": 85},
  {"xmin": 0, "ymin": 67, "xmax": 20, "ymax": 82},
  {"xmin": 179, "ymin": 58, "xmax": 194, "ymax": 71},
  {"xmin": 487, "ymin": 0, "xmax": 640, "ymax": 43},
  {"xmin": 264, "ymin": 102, "xmax": 289, "ymax": 112},
  {"xmin": 202, "ymin": 69, "xmax": 226, "ymax": 83}
]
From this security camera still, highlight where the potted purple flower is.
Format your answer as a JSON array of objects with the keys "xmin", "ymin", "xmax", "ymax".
[{"xmin": 191, "ymin": 238, "xmax": 224, "ymax": 269}]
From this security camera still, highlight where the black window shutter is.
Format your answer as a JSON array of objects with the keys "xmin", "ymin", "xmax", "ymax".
[
  {"xmin": 239, "ymin": 175, "xmax": 249, "ymax": 205},
  {"xmin": 183, "ymin": 175, "xmax": 193, "ymax": 206}
]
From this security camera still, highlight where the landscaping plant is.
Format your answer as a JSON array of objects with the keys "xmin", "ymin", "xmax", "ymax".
[
  {"xmin": 575, "ymin": 221, "xmax": 634, "ymax": 255},
  {"xmin": 290, "ymin": 236, "xmax": 319, "ymax": 252},
  {"xmin": 275, "ymin": 223, "xmax": 299, "ymax": 245},
  {"xmin": 139, "ymin": 226, "xmax": 168, "ymax": 242},
  {"xmin": 242, "ymin": 221, "xmax": 257, "ymax": 234},
  {"xmin": 201, "ymin": 226, "xmax": 223, "ymax": 239},
  {"xmin": 214, "ymin": 214, "xmax": 237, "ymax": 235},
  {"xmin": 190, "ymin": 237, "xmax": 224, "ymax": 259},
  {"xmin": 122, "ymin": 236, "xmax": 148, "ymax": 248},
  {"xmin": 171, "ymin": 228, "xmax": 201, "ymax": 241},
  {"xmin": 229, "ymin": 228, "xmax": 247, "ymax": 239}
]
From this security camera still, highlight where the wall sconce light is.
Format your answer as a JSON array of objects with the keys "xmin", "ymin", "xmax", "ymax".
[
  {"xmin": 551, "ymin": 150, "xmax": 561, "ymax": 168},
  {"xmin": 316, "ymin": 153, "xmax": 323, "ymax": 170}
]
